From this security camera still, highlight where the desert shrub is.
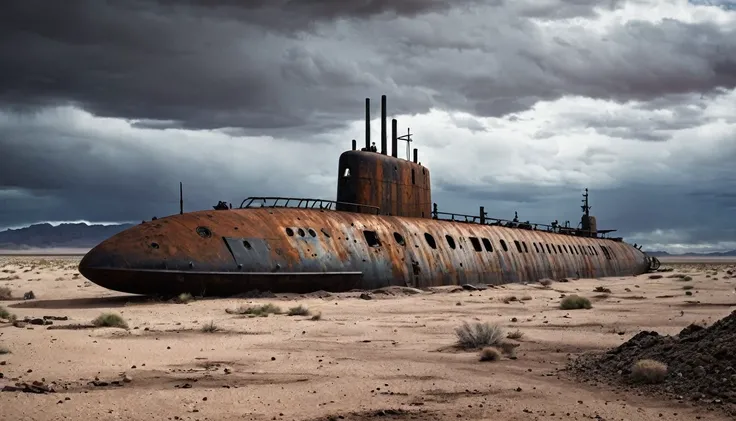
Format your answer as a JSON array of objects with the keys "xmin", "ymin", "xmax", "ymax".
[
  {"xmin": 175, "ymin": 293, "xmax": 193, "ymax": 304},
  {"xmin": 539, "ymin": 279, "xmax": 553, "ymax": 287},
  {"xmin": 560, "ymin": 295, "xmax": 592, "ymax": 310},
  {"xmin": 631, "ymin": 359, "xmax": 667, "ymax": 384},
  {"xmin": 310, "ymin": 312, "xmax": 322, "ymax": 321},
  {"xmin": 648, "ymin": 274, "xmax": 663, "ymax": 279},
  {"xmin": 520, "ymin": 295, "xmax": 532, "ymax": 301},
  {"xmin": 0, "ymin": 345, "xmax": 10, "ymax": 355},
  {"xmin": 507, "ymin": 329, "xmax": 524, "ymax": 340},
  {"xmin": 455, "ymin": 321, "xmax": 504, "ymax": 350},
  {"xmin": 0, "ymin": 286, "xmax": 12, "ymax": 300},
  {"xmin": 682, "ymin": 285, "xmax": 694, "ymax": 290},
  {"xmin": 287, "ymin": 305, "xmax": 310, "ymax": 316},
  {"xmin": 0, "ymin": 306, "xmax": 12, "ymax": 320},
  {"xmin": 201, "ymin": 321, "xmax": 218, "ymax": 333},
  {"xmin": 501, "ymin": 296, "xmax": 518, "ymax": 304},
  {"xmin": 91, "ymin": 312, "xmax": 128, "ymax": 329},
  {"xmin": 593, "ymin": 286, "xmax": 612, "ymax": 293},
  {"xmin": 479, "ymin": 347, "xmax": 502, "ymax": 362},
  {"xmin": 227, "ymin": 303, "xmax": 282, "ymax": 317}
]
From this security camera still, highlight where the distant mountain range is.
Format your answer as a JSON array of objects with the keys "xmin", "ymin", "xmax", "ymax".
[
  {"xmin": 0, "ymin": 222, "xmax": 134, "ymax": 250},
  {"xmin": 645, "ymin": 250, "xmax": 736, "ymax": 257}
]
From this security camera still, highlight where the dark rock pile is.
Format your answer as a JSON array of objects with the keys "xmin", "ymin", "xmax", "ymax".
[{"xmin": 569, "ymin": 310, "xmax": 736, "ymax": 415}]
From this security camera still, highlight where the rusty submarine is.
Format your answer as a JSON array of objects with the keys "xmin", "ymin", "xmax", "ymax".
[{"xmin": 78, "ymin": 94, "xmax": 659, "ymax": 296}]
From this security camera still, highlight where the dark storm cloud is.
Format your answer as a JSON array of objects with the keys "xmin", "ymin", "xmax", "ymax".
[
  {"xmin": 1, "ymin": 0, "xmax": 734, "ymax": 134},
  {"xmin": 0, "ymin": 107, "xmax": 341, "ymax": 228}
]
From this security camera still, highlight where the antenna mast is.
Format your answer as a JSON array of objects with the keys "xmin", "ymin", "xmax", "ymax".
[
  {"xmin": 398, "ymin": 128, "xmax": 413, "ymax": 161},
  {"xmin": 581, "ymin": 188, "xmax": 590, "ymax": 217},
  {"xmin": 180, "ymin": 182, "xmax": 184, "ymax": 215}
]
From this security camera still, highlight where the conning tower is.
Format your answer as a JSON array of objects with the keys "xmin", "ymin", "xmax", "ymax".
[
  {"xmin": 336, "ymin": 95, "xmax": 432, "ymax": 218},
  {"xmin": 580, "ymin": 188, "xmax": 598, "ymax": 236}
]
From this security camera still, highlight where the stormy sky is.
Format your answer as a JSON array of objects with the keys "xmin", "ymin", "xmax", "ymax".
[{"xmin": 0, "ymin": 0, "xmax": 735, "ymax": 253}]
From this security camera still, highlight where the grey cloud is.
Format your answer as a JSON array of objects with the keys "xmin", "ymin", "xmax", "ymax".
[
  {"xmin": 1, "ymin": 0, "xmax": 734, "ymax": 136},
  {"xmin": 0, "ymin": 107, "xmax": 341, "ymax": 228}
]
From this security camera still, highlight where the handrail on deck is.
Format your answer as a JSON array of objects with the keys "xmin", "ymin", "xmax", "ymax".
[
  {"xmin": 431, "ymin": 207, "xmax": 616, "ymax": 240},
  {"xmin": 239, "ymin": 196, "xmax": 381, "ymax": 214}
]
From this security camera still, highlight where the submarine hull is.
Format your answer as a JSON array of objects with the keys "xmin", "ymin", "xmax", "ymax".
[{"xmin": 79, "ymin": 207, "xmax": 650, "ymax": 296}]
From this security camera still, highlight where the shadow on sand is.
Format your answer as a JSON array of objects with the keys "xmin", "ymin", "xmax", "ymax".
[{"xmin": 7, "ymin": 295, "xmax": 152, "ymax": 310}]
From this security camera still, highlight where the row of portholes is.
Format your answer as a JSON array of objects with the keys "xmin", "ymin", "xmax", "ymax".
[
  {"xmin": 285, "ymin": 227, "xmax": 317, "ymax": 238},
  {"xmin": 404, "ymin": 231, "xmax": 613, "ymax": 261},
  {"xmin": 283, "ymin": 226, "xmax": 614, "ymax": 261}
]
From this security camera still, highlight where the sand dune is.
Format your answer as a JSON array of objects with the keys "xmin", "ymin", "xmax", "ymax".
[{"xmin": 1, "ymin": 256, "xmax": 735, "ymax": 420}]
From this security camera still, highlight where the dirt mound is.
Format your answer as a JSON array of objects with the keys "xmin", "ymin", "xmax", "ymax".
[{"xmin": 569, "ymin": 310, "xmax": 736, "ymax": 415}]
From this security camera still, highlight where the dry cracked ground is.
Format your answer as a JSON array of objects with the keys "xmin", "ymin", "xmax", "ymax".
[{"xmin": 0, "ymin": 255, "xmax": 735, "ymax": 421}]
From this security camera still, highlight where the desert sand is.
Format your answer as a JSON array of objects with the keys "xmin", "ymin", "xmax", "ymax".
[{"xmin": 1, "ymin": 256, "xmax": 735, "ymax": 421}]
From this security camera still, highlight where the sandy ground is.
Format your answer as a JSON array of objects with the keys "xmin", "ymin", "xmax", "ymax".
[{"xmin": 1, "ymin": 256, "xmax": 735, "ymax": 421}]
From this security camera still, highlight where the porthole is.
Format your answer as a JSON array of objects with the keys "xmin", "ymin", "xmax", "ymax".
[
  {"xmin": 500, "ymin": 239, "xmax": 508, "ymax": 252},
  {"xmin": 481, "ymin": 238, "xmax": 493, "ymax": 252},
  {"xmin": 308, "ymin": 228, "xmax": 317, "ymax": 237},
  {"xmin": 243, "ymin": 240, "xmax": 252, "ymax": 250},
  {"xmin": 470, "ymin": 237, "xmax": 482, "ymax": 252},
  {"xmin": 196, "ymin": 226, "xmax": 212, "ymax": 238},
  {"xmin": 321, "ymin": 228, "xmax": 331, "ymax": 238},
  {"xmin": 445, "ymin": 235, "xmax": 456, "ymax": 249},
  {"xmin": 424, "ymin": 233, "xmax": 437, "ymax": 249},
  {"xmin": 298, "ymin": 228, "xmax": 305, "ymax": 237},
  {"xmin": 393, "ymin": 232, "xmax": 406, "ymax": 246},
  {"xmin": 150, "ymin": 242, "xmax": 160, "ymax": 249},
  {"xmin": 363, "ymin": 230, "xmax": 381, "ymax": 247},
  {"xmin": 514, "ymin": 240, "xmax": 522, "ymax": 253},
  {"xmin": 286, "ymin": 228, "xmax": 294, "ymax": 236}
]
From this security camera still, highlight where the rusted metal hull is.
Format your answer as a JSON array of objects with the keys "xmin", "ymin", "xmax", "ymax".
[{"xmin": 79, "ymin": 207, "xmax": 650, "ymax": 296}]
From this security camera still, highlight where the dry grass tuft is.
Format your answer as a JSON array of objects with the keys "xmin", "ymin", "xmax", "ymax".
[
  {"xmin": 287, "ymin": 305, "xmax": 310, "ymax": 316},
  {"xmin": 0, "ymin": 286, "xmax": 12, "ymax": 300},
  {"xmin": 0, "ymin": 306, "xmax": 13, "ymax": 320},
  {"xmin": 227, "ymin": 303, "xmax": 282, "ymax": 317},
  {"xmin": 455, "ymin": 321, "xmax": 504, "ymax": 350},
  {"xmin": 310, "ymin": 312, "xmax": 322, "ymax": 321},
  {"xmin": 631, "ymin": 359, "xmax": 668, "ymax": 384},
  {"xmin": 506, "ymin": 329, "xmax": 524, "ymax": 340},
  {"xmin": 560, "ymin": 295, "xmax": 592, "ymax": 310},
  {"xmin": 91, "ymin": 312, "xmax": 128, "ymax": 329},
  {"xmin": 201, "ymin": 321, "xmax": 218, "ymax": 333},
  {"xmin": 175, "ymin": 293, "xmax": 194, "ymax": 304},
  {"xmin": 479, "ymin": 347, "xmax": 502, "ymax": 362}
]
